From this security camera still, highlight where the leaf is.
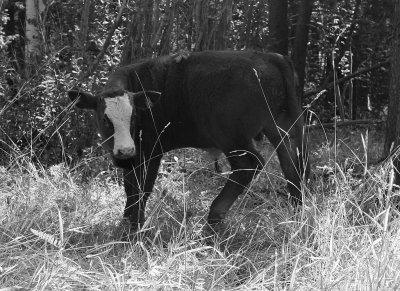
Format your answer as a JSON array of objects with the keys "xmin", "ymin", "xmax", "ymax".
[{"xmin": 31, "ymin": 228, "xmax": 63, "ymax": 249}]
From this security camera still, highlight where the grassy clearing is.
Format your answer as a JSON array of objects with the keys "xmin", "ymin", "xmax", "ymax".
[{"xmin": 1, "ymin": 126, "xmax": 400, "ymax": 290}]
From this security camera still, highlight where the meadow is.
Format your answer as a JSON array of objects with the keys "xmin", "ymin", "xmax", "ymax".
[{"xmin": 1, "ymin": 125, "xmax": 400, "ymax": 290}]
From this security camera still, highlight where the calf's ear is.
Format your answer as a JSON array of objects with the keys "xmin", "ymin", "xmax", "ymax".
[
  {"xmin": 68, "ymin": 90, "xmax": 98, "ymax": 110},
  {"xmin": 132, "ymin": 91, "xmax": 161, "ymax": 110}
]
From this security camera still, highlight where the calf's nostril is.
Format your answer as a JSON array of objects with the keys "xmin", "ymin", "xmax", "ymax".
[{"xmin": 116, "ymin": 147, "xmax": 135, "ymax": 158}]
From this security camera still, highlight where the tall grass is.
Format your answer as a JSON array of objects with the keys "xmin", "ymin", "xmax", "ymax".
[{"xmin": 1, "ymin": 127, "xmax": 400, "ymax": 290}]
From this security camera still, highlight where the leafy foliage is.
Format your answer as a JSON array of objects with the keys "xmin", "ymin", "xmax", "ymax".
[
  {"xmin": 0, "ymin": 0, "xmax": 393, "ymax": 167},
  {"xmin": 305, "ymin": 0, "xmax": 391, "ymax": 121}
]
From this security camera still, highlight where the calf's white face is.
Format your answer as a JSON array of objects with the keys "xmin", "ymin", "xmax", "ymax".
[
  {"xmin": 67, "ymin": 89, "xmax": 161, "ymax": 162},
  {"xmin": 104, "ymin": 93, "xmax": 136, "ymax": 158}
]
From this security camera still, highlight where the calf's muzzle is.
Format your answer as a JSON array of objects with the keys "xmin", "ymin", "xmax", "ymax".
[{"xmin": 114, "ymin": 146, "xmax": 136, "ymax": 159}]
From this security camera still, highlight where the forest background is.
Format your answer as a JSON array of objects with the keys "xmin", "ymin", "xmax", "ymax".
[{"xmin": 0, "ymin": 0, "xmax": 394, "ymax": 166}]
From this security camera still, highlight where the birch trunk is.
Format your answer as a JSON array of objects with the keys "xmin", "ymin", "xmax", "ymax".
[{"xmin": 25, "ymin": 0, "xmax": 45, "ymax": 73}]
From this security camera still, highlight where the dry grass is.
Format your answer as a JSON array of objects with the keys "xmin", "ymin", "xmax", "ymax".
[{"xmin": 1, "ymin": 127, "xmax": 400, "ymax": 290}]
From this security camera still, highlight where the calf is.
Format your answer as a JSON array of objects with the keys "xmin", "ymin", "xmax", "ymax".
[{"xmin": 68, "ymin": 50, "xmax": 308, "ymax": 232}]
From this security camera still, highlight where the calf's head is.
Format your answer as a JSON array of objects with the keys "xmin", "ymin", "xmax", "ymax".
[{"xmin": 68, "ymin": 89, "xmax": 161, "ymax": 161}]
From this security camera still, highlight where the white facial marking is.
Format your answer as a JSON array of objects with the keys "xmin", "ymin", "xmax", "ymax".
[{"xmin": 104, "ymin": 93, "xmax": 135, "ymax": 156}]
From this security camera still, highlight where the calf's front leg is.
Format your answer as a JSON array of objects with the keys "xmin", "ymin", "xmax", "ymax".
[{"xmin": 123, "ymin": 155, "xmax": 162, "ymax": 231}]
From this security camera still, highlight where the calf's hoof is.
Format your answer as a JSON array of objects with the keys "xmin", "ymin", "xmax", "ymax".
[
  {"xmin": 204, "ymin": 213, "xmax": 226, "ymax": 236},
  {"xmin": 119, "ymin": 217, "xmax": 144, "ymax": 241}
]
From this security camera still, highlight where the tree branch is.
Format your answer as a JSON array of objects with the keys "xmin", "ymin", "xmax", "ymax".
[
  {"xmin": 305, "ymin": 60, "xmax": 389, "ymax": 98},
  {"xmin": 307, "ymin": 119, "xmax": 383, "ymax": 129},
  {"xmin": 83, "ymin": 0, "xmax": 128, "ymax": 79}
]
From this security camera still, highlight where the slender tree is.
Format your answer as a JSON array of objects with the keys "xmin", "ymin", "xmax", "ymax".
[
  {"xmin": 384, "ymin": 0, "xmax": 400, "ymax": 184},
  {"xmin": 151, "ymin": 0, "xmax": 162, "ymax": 50},
  {"xmin": 160, "ymin": 0, "xmax": 177, "ymax": 54},
  {"xmin": 143, "ymin": 0, "xmax": 154, "ymax": 56},
  {"xmin": 268, "ymin": 0, "xmax": 288, "ymax": 55},
  {"xmin": 80, "ymin": 0, "xmax": 91, "ymax": 55},
  {"xmin": 194, "ymin": 0, "xmax": 210, "ymax": 51},
  {"xmin": 292, "ymin": 0, "xmax": 315, "ymax": 95},
  {"xmin": 25, "ymin": 0, "xmax": 45, "ymax": 75},
  {"xmin": 215, "ymin": 0, "xmax": 233, "ymax": 50}
]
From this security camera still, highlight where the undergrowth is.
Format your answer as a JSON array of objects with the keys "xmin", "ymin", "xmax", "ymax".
[{"xmin": 1, "ymin": 127, "xmax": 400, "ymax": 290}]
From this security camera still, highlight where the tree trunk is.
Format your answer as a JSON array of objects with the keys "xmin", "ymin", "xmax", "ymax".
[
  {"xmin": 151, "ymin": 0, "xmax": 162, "ymax": 49},
  {"xmin": 80, "ymin": 0, "xmax": 91, "ymax": 54},
  {"xmin": 292, "ymin": 0, "xmax": 314, "ymax": 96},
  {"xmin": 143, "ymin": 0, "xmax": 154, "ymax": 57},
  {"xmin": 25, "ymin": 0, "xmax": 45, "ymax": 75},
  {"xmin": 186, "ymin": 2, "xmax": 194, "ymax": 50},
  {"xmin": 194, "ymin": 0, "xmax": 202, "ymax": 50},
  {"xmin": 268, "ymin": 0, "xmax": 288, "ymax": 55},
  {"xmin": 160, "ymin": 0, "xmax": 176, "ymax": 55},
  {"xmin": 384, "ymin": 0, "xmax": 400, "ymax": 186},
  {"xmin": 121, "ymin": 0, "xmax": 143, "ymax": 65},
  {"xmin": 215, "ymin": 0, "xmax": 233, "ymax": 50},
  {"xmin": 194, "ymin": 0, "xmax": 209, "ymax": 51}
]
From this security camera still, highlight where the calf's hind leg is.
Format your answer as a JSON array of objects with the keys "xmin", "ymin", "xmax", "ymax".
[
  {"xmin": 263, "ymin": 112, "xmax": 307, "ymax": 206},
  {"xmin": 207, "ymin": 145, "xmax": 265, "ymax": 227}
]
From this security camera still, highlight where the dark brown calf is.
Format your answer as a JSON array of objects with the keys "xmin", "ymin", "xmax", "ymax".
[{"xmin": 68, "ymin": 50, "xmax": 308, "ymax": 233}]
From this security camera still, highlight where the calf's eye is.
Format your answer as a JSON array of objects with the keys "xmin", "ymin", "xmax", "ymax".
[{"xmin": 103, "ymin": 116, "xmax": 113, "ymax": 128}]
